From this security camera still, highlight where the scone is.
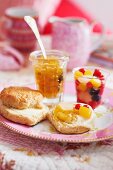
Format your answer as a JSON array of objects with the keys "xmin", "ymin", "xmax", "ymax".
[
  {"xmin": 0, "ymin": 100, "xmax": 49, "ymax": 126},
  {"xmin": 47, "ymin": 102, "xmax": 95, "ymax": 134},
  {"xmin": 0, "ymin": 86, "xmax": 49, "ymax": 126},
  {"xmin": 0, "ymin": 86, "xmax": 43, "ymax": 109}
]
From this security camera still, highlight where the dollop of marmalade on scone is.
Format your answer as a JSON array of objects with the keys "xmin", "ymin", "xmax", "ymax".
[{"xmin": 53, "ymin": 103, "xmax": 93, "ymax": 124}]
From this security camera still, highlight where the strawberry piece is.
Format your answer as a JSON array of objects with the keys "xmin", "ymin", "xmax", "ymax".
[
  {"xmin": 99, "ymin": 75, "xmax": 105, "ymax": 80},
  {"xmin": 99, "ymin": 83, "xmax": 105, "ymax": 95},
  {"xmin": 86, "ymin": 82, "xmax": 93, "ymax": 88},
  {"xmin": 88, "ymin": 101, "xmax": 96, "ymax": 109},
  {"xmin": 75, "ymin": 80, "xmax": 80, "ymax": 86},
  {"xmin": 93, "ymin": 69, "xmax": 102, "ymax": 77},
  {"xmin": 88, "ymin": 100, "xmax": 101, "ymax": 109},
  {"xmin": 77, "ymin": 98, "xmax": 84, "ymax": 103},
  {"xmin": 74, "ymin": 103, "xmax": 81, "ymax": 110},
  {"xmin": 84, "ymin": 104, "xmax": 89, "ymax": 108},
  {"xmin": 79, "ymin": 68, "xmax": 85, "ymax": 74}
]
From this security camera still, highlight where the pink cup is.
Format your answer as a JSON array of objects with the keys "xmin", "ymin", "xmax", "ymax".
[
  {"xmin": 49, "ymin": 17, "xmax": 104, "ymax": 71},
  {"xmin": 0, "ymin": 7, "xmax": 39, "ymax": 51}
]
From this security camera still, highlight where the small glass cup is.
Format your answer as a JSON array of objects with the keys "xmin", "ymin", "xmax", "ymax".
[
  {"xmin": 30, "ymin": 50, "xmax": 69, "ymax": 106},
  {"xmin": 73, "ymin": 66, "xmax": 109, "ymax": 109}
]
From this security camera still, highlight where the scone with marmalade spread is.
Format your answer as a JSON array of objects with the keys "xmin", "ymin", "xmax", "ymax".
[{"xmin": 47, "ymin": 102, "xmax": 95, "ymax": 134}]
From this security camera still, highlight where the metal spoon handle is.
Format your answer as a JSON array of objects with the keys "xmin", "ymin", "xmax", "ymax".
[{"xmin": 24, "ymin": 16, "xmax": 47, "ymax": 59}]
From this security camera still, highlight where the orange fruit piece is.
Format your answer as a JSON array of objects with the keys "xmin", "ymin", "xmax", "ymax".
[{"xmin": 79, "ymin": 106, "xmax": 92, "ymax": 119}]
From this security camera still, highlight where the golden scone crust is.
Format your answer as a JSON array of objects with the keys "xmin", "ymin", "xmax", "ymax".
[
  {"xmin": 0, "ymin": 100, "xmax": 49, "ymax": 126},
  {"xmin": 47, "ymin": 113, "xmax": 90, "ymax": 134},
  {"xmin": 0, "ymin": 86, "xmax": 43, "ymax": 109}
]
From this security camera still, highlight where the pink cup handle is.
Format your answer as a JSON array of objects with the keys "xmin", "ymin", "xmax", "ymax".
[{"xmin": 90, "ymin": 21, "xmax": 105, "ymax": 52}]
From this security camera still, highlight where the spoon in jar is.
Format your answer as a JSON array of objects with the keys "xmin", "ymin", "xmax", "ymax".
[{"xmin": 24, "ymin": 16, "xmax": 47, "ymax": 59}]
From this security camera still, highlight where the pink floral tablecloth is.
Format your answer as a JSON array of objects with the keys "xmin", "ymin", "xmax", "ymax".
[{"xmin": 1, "ymin": 124, "xmax": 113, "ymax": 170}]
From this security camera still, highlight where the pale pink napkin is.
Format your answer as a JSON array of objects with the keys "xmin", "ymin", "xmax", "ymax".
[{"xmin": 0, "ymin": 44, "xmax": 24, "ymax": 71}]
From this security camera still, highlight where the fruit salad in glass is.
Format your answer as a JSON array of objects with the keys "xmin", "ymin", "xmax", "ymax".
[{"xmin": 73, "ymin": 67, "xmax": 109, "ymax": 109}]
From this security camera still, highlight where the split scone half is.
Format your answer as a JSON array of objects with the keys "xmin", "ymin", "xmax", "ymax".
[
  {"xmin": 0, "ymin": 86, "xmax": 49, "ymax": 126},
  {"xmin": 47, "ymin": 102, "xmax": 95, "ymax": 134}
]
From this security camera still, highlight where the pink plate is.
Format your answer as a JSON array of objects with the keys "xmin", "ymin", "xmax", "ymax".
[{"xmin": 0, "ymin": 83, "xmax": 113, "ymax": 143}]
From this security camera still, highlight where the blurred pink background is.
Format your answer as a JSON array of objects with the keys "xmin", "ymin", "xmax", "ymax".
[
  {"xmin": 0, "ymin": 0, "xmax": 105, "ymax": 34},
  {"xmin": 0, "ymin": 0, "xmax": 112, "ymax": 71}
]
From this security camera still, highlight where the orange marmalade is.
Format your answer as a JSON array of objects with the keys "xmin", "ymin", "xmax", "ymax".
[{"xmin": 34, "ymin": 56, "xmax": 64, "ymax": 98}]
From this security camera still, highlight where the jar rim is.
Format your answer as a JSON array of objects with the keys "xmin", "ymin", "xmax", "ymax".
[{"xmin": 29, "ymin": 50, "xmax": 69, "ymax": 61}]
